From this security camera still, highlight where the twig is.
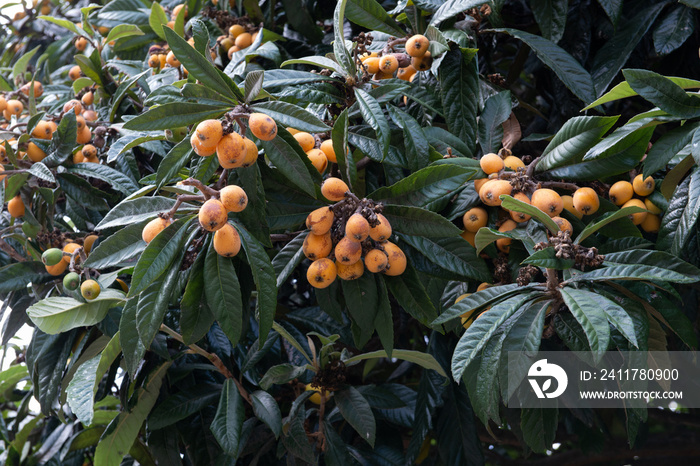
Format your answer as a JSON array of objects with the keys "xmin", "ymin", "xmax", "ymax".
[
  {"xmin": 0, "ymin": 237, "xmax": 25, "ymax": 262},
  {"xmin": 525, "ymin": 155, "xmax": 541, "ymax": 178},
  {"xmin": 159, "ymin": 324, "xmax": 252, "ymax": 404},
  {"xmin": 167, "ymin": 194, "xmax": 205, "ymax": 217},
  {"xmin": 539, "ymin": 181, "xmax": 579, "ymax": 191},
  {"xmin": 181, "ymin": 178, "xmax": 219, "ymax": 199}
]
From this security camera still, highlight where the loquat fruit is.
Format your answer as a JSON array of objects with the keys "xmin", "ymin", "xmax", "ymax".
[
  {"xmin": 345, "ymin": 213, "xmax": 370, "ymax": 242},
  {"xmin": 6, "ymin": 99, "xmax": 23, "ymax": 117},
  {"xmin": 640, "ymin": 213, "xmax": 660, "ymax": 233},
  {"xmin": 234, "ymin": 32, "xmax": 252, "ymax": 49},
  {"xmin": 496, "ymin": 219, "xmax": 517, "ymax": 253},
  {"xmin": 561, "ymin": 195, "xmax": 582, "ymax": 219},
  {"xmin": 405, "ymin": 34, "xmax": 429, "ymax": 57},
  {"xmin": 382, "ymin": 241, "xmax": 407, "ymax": 276},
  {"xmin": 321, "ymin": 177, "xmax": 349, "ymax": 202},
  {"xmin": 531, "ymin": 188, "xmax": 563, "ymax": 217},
  {"xmin": 142, "ymin": 217, "xmax": 172, "ymax": 243},
  {"xmin": 552, "ymin": 216, "xmax": 573, "ymax": 235},
  {"xmin": 633, "ymin": 174, "xmax": 655, "ymax": 196},
  {"xmin": 335, "ymin": 237, "xmax": 362, "ymax": 265},
  {"xmin": 69, "ymin": 65, "xmax": 82, "ymax": 80},
  {"xmin": 81, "ymin": 91, "xmax": 94, "ymax": 106},
  {"xmin": 42, "ymin": 248, "xmax": 64, "ymax": 266},
  {"xmin": 213, "ymin": 223, "xmax": 242, "ymax": 257},
  {"xmin": 8, "ymin": 195, "xmax": 24, "ymax": 218},
  {"xmin": 396, "ymin": 65, "xmax": 417, "ymax": 81},
  {"xmin": 219, "ymin": 185, "xmax": 248, "ymax": 212},
  {"xmin": 306, "ymin": 148, "xmax": 328, "ymax": 173},
  {"xmin": 20, "ymin": 81, "xmax": 43, "ymax": 98},
  {"xmin": 460, "ymin": 230, "xmax": 476, "ymax": 247},
  {"xmin": 217, "ymin": 132, "xmax": 246, "ymax": 168},
  {"xmin": 411, "ymin": 51, "xmax": 432, "ymax": 71},
  {"xmin": 463, "ymin": 207, "xmax": 488, "ymax": 232},
  {"xmin": 241, "ymin": 137, "xmax": 259, "ymax": 167},
  {"xmin": 195, "ymin": 119, "xmax": 224, "ymax": 150},
  {"xmin": 26, "ymin": 142, "xmax": 46, "ymax": 162},
  {"xmin": 303, "ymin": 232, "xmax": 332, "ymax": 260},
  {"xmin": 248, "ymin": 113, "xmax": 278, "ymax": 141},
  {"xmin": 229, "ymin": 24, "xmax": 245, "ymax": 37},
  {"xmin": 572, "ymin": 187, "xmax": 600, "ymax": 216},
  {"xmin": 477, "ymin": 282, "xmax": 491, "ymax": 292},
  {"xmin": 474, "ymin": 178, "xmax": 488, "ymax": 193},
  {"xmin": 198, "ymin": 199, "xmax": 228, "ymax": 231},
  {"xmin": 336, "ymin": 260, "xmax": 364, "ymax": 280},
  {"xmin": 378, "ymin": 55, "xmax": 399, "ymax": 74},
  {"xmin": 306, "ymin": 207, "xmax": 334, "ymax": 235},
  {"xmin": 63, "ymin": 100, "xmax": 83, "ymax": 115},
  {"xmin": 503, "ymin": 155, "xmax": 525, "ymax": 171},
  {"xmin": 479, "ymin": 179, "xmax": 512, "ymax": 207},
  {"xmin": 166, "ymin": 51, "xmax": 180, "ymax": 67},
  {"xmin": 480, "ymin": 152, "xmax": 504, "ymax": 175},
  {"xmin": 306, "ymin": 258, "xmax": 337, "ymax": 289},
  {"xmin": 81, "ymin": 279, "xmax": 101, "ymax": 300},
  {"xmin": 75, "ymin": 37, "xmax": 87, "ymax": 51},
  {"xmin": 644, "ymin": 198, "xmax": 662, "ymax": 215},
  {"xmin": 191, "ymin": 133, "xmax": 217, "ymax": 157},
  {"xmin": 83, "ymin": 235, "xmax": 99, "ymax": 255},
  {"xmin": 621, "ymin": 198, "xmax": 647, "ymax": 225},
  {"xmin": 45, "ymin": 260, "xmax": 68, "ymax": 276},
  {"xmin": 293, "ymin": 132, "xmax": 315, "ymax": 152},
  {"xmin": 364, "ymin": 249, "xmax": 388, "ymax": 273},
  {"xmin": 509, "ymin": 192, "xmax": 532, "ymax": 223},
  {"xmin": 73, "ymin": 150, "xmax": 85, "ymax": 164},
  {"xmin": 362, "ymin": 57, "xmax": 380, "ymax": 74},
  {"xmin": 82, "ymin": 144, "xmax": 97, "ymax": 159},
  {"xmin": 62, "ymin": 242, "xmax": 81, "ymax": 264},
  {"xmin": 63, "ymin": 272, "xmax": 81, "ymax": 291},
  {"xmin": 369, "ymin": 213, "xmax": 392, "ymax": 242},
  {"xmin": 320, "ymin": 139, "xmax": 337, "ymax": 163},
  {"xmin": 609, "ymin": 180, "xmax": 633, "ymax": 206},
  {"xmin": 76, "ymin": 125, "xmax": 92, "ymax": 144}
]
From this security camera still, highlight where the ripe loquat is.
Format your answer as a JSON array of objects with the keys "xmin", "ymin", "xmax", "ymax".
[
  {"xmin": 463, "ymin": 207, "xmax": 488, "ymax": 232},
  {"xmin": 306, "ymin": 148, "xmax": 328, "ymax": 173},
  {"xmin": 249, "ymin": 113, "xmax": 278, "ymax": 141},
  {"xmin": 621, "ymin": 198, "xmax": 647, "ymax": 225},
  {"xmin": 531, "ymin": 188, "xmax": 563, "ymax": 217},
  {"xmin": 195, "ymin": 119, "xmax": 224, "ymax": 150},
  {"xmin": 496, "ymin": 219, "xmax": 517, "ymax": 253},
  {"xmin": 480, "ymin": 153, "xmax": 504, "ymax": 174},
  {"xmin": 504, "ymin": 155, "xmax": 525, "ymax": 171},
  {"xmin": 62, "ymin": 242, "xmax": 81, "ymax": 264},
  {"xmin": 572, "ymin": 187, "xmax": 600, "ymax": 216},
  {"xmin": 405, "ymin": 34, "xmax": 429, "ymax": 57},
  {"xmin": 213, "ymin": 223, "xmax": 242, "ymax": 257},
  {"xmin": 306, "ymin": 207, "xmax": 334, "ymax": 235},
  {"xmin": 561, "ymin": 195, "xmax": 582, "ymax": 219},
  {"xmin": 644, "ymin": 198, "xmax": 662, "ymax": 215},
  {"xmin": 335, "ymin": 237, "xmax": 362, "ymax": 265},
  {"xmin": 142, "ymin": 217, "xmax": 172, "ymax": 243},
  {"xmin": 293, "ymin": 132, "xmax": 315, "ymax": 152},
  {"xmin": 633, "ymin": 174, "xmax": 655, "ymax": 196},
  {"xmin": 198, "ymin": 199, "xmax": 228, "ymax": 231},
  {"xmin": 640, "ymin": 213, "xmax": 660, "ymax": 233},
  {"xmin": 8, "ymin": 195, "xmax": 24, "ymax": 218},
  {"xmin": 552, "ymin": 216, "xmax": 573, "ymax": 235},
  {"xmin": 345, "ymin": 213, "xmax": 370, "ymax": 242},
  {"xmin": 217, "ymin": 132, "xmax": 247, "ymax": 168},
  {"xmin": 378, "ymin": 55, "xmax": 399, "ymax": 74},
  {"xmin": 320, "ymin": 139, "xmax": 337, "ymax": 163},
  {"xmin": 220, "ymin": 185, "xmax": 248, "ymax": 212},
  {"xmin": 609, "ymin": 181, "xmax": 633, "ymax": 206},
  {"xmin": 321, "ymin": 177, "xmax": 349, "ymax": 202},
  {"xmin": 303, "ymin": 232, "xmax": 332, "ymax": 260},
  {"xmin": 382, "ymin": 241, "xmax": 406, "ymax": 276},
  {"xmin": 307, "ymin": 258, "xmax": 337, "ymax": 289},
  {"xmin": 509, "ymin": 192, "xmax": 532, "ymax": 223},
  {"xmin": 479, "ymin": 179, "xmax": 512, "ymax": 207},
  {"xmin": 336, "ymin": 260, "xmax": 364, "ymax": 280},
  {"xmin": 365, "ymin": 249, "xmax": 388, "ymax": 273},
  {"xmin": 369, "ymin": 213, "xmax": 392, "ymax": 242}
]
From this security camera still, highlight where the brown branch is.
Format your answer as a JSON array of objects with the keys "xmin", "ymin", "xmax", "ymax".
[
  {"xmin": 540, "ymin": 181, "xmax": 580, "ymax": 191},
  {"xmin": 160, "ymin": 324, "xmax": 252, "ymax": 404},
  {"xmin": 181, "ymin": 178, "xmax": 219, "ymax": 199},
  {"xmin": 167, "ymin": 194, "xmax": 205, "ymax": 217},
  {"xmin": 525, "ymin": 155, "xmax": 541, "ymax": 178},
  {"xmin": 0, "ymin": 237, "xmax": 25, "ymax": 262},
  {"xmin": 356, "ymin": 156, "xmax": 371, "ymax": 170}
]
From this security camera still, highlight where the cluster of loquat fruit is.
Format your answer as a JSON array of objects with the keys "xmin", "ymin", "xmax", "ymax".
[
  {"xmin": 288, "ymin": 128, "xmax": 341, "ymax": 174},
  {"xmin": 608, "ymin": 175, "xmax": 660, "ymax": 233},
  {"xmin": 40, "ymin": 235, "xmax": 102, "ymax": 300},
  {"xmin": 147, "ymin": 45, "xmax": 182, "ymax": 71},
  {"xmin": 218, "ymin": 22, "xmax": 259, "ymax": 60},
  {"xmin": 359, "ymin": 34, "xmax": 432, "ymax": 82},
  {"xmin": 303, "ymin": 176, "xmax": 406, "ymax": 289},
  {"xmin": 463, "ymin": 151, "xmax": 603, "ymax": 253}
]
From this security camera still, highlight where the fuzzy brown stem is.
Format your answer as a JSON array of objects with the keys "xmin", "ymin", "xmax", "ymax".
[
  {"xmin": 540, "ymin": 181, "xmax": 580, "ymax": 191},
  {"xmin": 181, "ymin": 178, "xmax": 219, "ymax": 199},
  {"xmin": 167, "ymin": 194, "xmax": 205, "ymax": 217},
  {"xmin": 0, "ymin": 237, "xmax": 25, "ymax": 262}
]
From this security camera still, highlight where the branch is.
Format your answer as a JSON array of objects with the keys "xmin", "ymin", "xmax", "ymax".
[
  {"xmin": 181, "ymin": 178, "xmax": 219, "ymax": 199},
  {"xmin": 0, "ymin": 237, "xmax": 25, "ymax": 262}
]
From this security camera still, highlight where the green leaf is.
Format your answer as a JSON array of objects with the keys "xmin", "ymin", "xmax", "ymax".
[
  {"xmin": 345, "ymin": 349, "xmax": 447, "ymax": 377},
  {"xmin": 94, "ymin": 362, "xmax": 171, "ymax": 466},
  {"xmin": 38, "ymin": 16, "xmax": 84, "ymax": 36},
  {"xmin": 84, "ymin": 221, "xmax": 148, "ymax": 269},
  {"xmin": 574, "ymin": 206, "xmax": 648, "ymax": 244},
  {"xmin": 0, "ymin": 262, "xmax": 50, "ymax": 293},
  {"xmin": 658, "ymin": 169, "xmax": 699, "ymax": 255},
  {"xmin": 280, "ymin": 56, "xmax": 346, "ymax": 76},
  {"xmin": 384, "ymin": 266, "xmax": 438, "ymax": 326},
  {"xmin": 386, "ymin": 105, "xmax": 430, "ymax": 171},
  {"xmin": 129, "ymin": 216, "xmax": 194, "ymax": 297},
  {"xmin": 342, "ymin": 273, "xmax": 379, "ymax": 348},
  {"xmin": 375, "ymin": 276, "xmax": 394, "ymax": 357},
  {"xmin": 27, "ymin": 290, "xmax": 126, "ymax": 335},
  {"xmin": 521, "ymin": 405, "xmax": 558, "ymax": 453},
  {"xmin": 402, "ymin": 235, "xmax": 491, "ymax": 282},
  {"xmin": 250, "ymin": 390, "xmax": 282, "ymax": 439},
  {"xmin": 355, "ymin": 88, "xmax": 390, "ymax": 157},
  {"xmin": 148, "ymin": 385, "xmax": 220, "ymax": 430},
  {"xmin": 439, "ymin": 48, "xmax": 479, "ymax": 155},
  {"xmin": 44, "ymin": 111, "xmax": 77, "ymax": 165},
  {"xmin": 559, "ymin": 287, "xmax": 610, "ymax": 359},
  {"xmin": 168, "ymin": 27, "xmax": 243, "ymax": 102},
  {"xmin": 334, "ymin": 387, "xmax": 376, "ymax": 447},
  {"xmin": 211, "ymin": 379, "xmax": 245, "ymax": 457},
  {"xmin": 582, "ymin": 76, "xmax": 700, "ymax": 111},
  {"xmin": 75, "ymin": 54, "xmax": 103, "ymax": 86},
  {"xmin": 109, "ymin": 70, "xmax": 151, "ymax": 123},
  {"xmin": 204, "ymin": 241, "xmax": 243, "ymax": 346},
  {"xmin": 12, "ymin": 45, "xmax": 40, "ymax": 79},
  {"xmin": 643, "ymin": 122, "xmax": 700, "ymax": 177},
  {"xmin": 122, "ymin": 102, "xmax": 229, "ymax": 131},
  {"xmin": 148, "ymin": 2, "xmax": 168, "ymax": 40},
  {"xmin": 259, "ymin": 363, "xmax": 307, "ymax": 390},
  {"xmin": 530, "ymin": 0, "xmax": 567, "ymax": 43},
  {"xmin": 430, "ymin": 0, "xmax": 492, "ymax": 25},
  {"xmin": 382, "ymin": 204, "xmax": 462, "ymax": 237},
  {"xmin": 180, "ymin": 245, "xmax": 215, "ymax": 345},
  {"xmin": 653, "ymin": 5, "xmax": 695, "ymax": 55},
  {"xmin": 346, "ymin": 0, "xmax": 405, "ymax": 36},
  {"xmin": 106, "ymin": 24, "xmax": 144, "ymax": 42},
  {"xmin": 155, "ymin": 137, "xmax": 193, "ymax": 190},
  {"xmin": 589, "ymin": 3, "xmax": 667, "ymax": 95},
  {"xmin": 259, "ymin": 128, "xmax": 319, "ymax": 197},
  {"xmin": 272, "ymin": 231, "xmax": 308, "ymax": 288},
  {"xmin": 452, "ymin": 292, "xmax": 541, "ymax": 381},
  {"xmin": 333, "ymin": 0, "xmax": 356, "ymax": 78},
  {"xmin": 491, "ymin": 28, "xmax": 595, "ymax": 103},
  {"xmin": 500, "ymin": 194, "xmax": 560, "ymax": 233},
  {"xmin": 251, "ymin": 101, "xmax": 329, "ymax": 132},
  {"xmin": 233, "ymin": 224, "xmax": 276, "ymax": 346},
  {"xmin": 522, "ymin": 247, "xmax": 574, "ymax": 269},
  {"xmin": 333, "ymin": 109, "xmax": 355, "ymax": 190},
  {"xmin": 536, "ymin": 116, "xmax": 619, "ymax": 171},
  {"xmin": 96, "ymin": 196, "xmax": 186, "ymax": 230},
  {"xmin": 623, "ymin": 69, "xmax": 700, "ymax": 119},
  {"xmin": 473, "ymin": 227, "xmax": 516, "ymax": 255},
  {"xmin": 244, "ymin": 70, "xmax": 264, "ymax": 103},
  {"xmin": 119, "ymin": 298, "xmax": 146, "ymax": 376},
  {"xmin": 67, "ymin": 163, "xmax": 140, "ymax": 196},
  {"xmin": 136, "ymin": 259, "xmax": 181, "ymax": 349},
  {"xmin": 478, "ymin": 91, "xmax": 511, "ymax": 154},
  {"xmin": 370, "ymin": 165, "xmax": 477, "ymax": 211}
]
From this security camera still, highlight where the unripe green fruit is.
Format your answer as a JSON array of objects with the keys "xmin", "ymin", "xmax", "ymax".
[
  {"xmin": 22, "ymin": 222, "xmax": 40, "ymax": 238},
  {"xmin": 63, "ymin": 272, "xmax": 80, "ymax": 291},
  {"xmin": 165, "ymin": 126, "xmax": 188, "ymax": 142},
  {"xmin": 81, "ymin": 279, "xmax": 101, "ymax": 300},
  {"xmin": 42, "ymin": 248, "xmax": 64, "ymax": 266}
]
